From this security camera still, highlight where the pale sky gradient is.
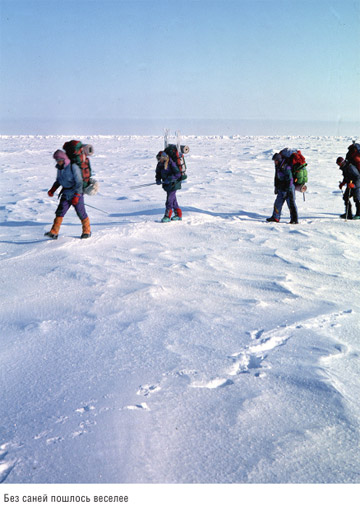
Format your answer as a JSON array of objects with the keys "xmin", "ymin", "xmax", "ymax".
[{"xmin": 1, "ymin": 0, "xmax": 359, "ymax": 134}]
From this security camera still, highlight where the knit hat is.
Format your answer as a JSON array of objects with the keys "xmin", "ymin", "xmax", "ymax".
[
  {"xmin": 156, "ymin": 151, "xmax": 169, "ymax": 162},
  {"xmin": 53, "ymin": 149, "xmax": 70, "ymax": 166},
  {"xmin": 272, "ymin": 153, "xmax": 282, "ymax": 162},
  {"xmin": 336, "ymin": 157, "xmax": 345, "ymax": 167}
]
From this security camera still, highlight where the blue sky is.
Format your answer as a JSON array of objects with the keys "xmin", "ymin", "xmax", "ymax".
[{"xmin": 0, "ymin": 0, "xmax": 359, "ymax": 133}]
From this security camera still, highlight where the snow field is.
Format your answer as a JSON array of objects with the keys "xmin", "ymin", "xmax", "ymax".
[{"xmin": 0, "ymin": 134, "xmax": 360, "ymax": 483}]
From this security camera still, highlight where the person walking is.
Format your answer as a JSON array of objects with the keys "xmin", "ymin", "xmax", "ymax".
[
  {"xmin": 155, "ymin": 151, "xmax": 183, "ymax": 222},
  {"xmin": 267, "ymin": 152, "xmax": 298, "ymax": 224},
  {"xmin": 336, "ymin": 156, "xmax": 360, "ymax": 220},
  {"xmin": 45, "ymin": 149, "xmax": 91, "ymax": 239}
]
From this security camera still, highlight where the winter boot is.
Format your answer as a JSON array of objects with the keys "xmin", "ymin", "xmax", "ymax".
[
  {"xmin": 161, "ymin": 209, "xmax": 172, "ymax": 223},
  {"xmin": 44, "ymin": 216, "xmax": 63, "ymax": 239},
  {"xmin": 171, "ymin": 208, "xmax": 182, "ymax": 221},
  {"xmin": 266, "ymin": 216, "xmax": 279, "ymax": 223},
  {"xmin": 81, "ymin": 217, "xmax": 91, "ymax": 239},
  {"xmin": 353, "ymin": 202, "xmax": 360, "ymax": 219}
]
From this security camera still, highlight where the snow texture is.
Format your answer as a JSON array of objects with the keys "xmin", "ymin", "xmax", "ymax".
[{"xmin": 1, "ymin": 134, "xmax": 360, "ymax": 483}]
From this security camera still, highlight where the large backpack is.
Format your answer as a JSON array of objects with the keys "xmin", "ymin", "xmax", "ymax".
[
  {"xmin": 164, "ymin": 143, "xmax": 189, "ymax": 181},
  {"xmin": 280, "ymin": 148, "xmax": 308, "ymax": 188},
  {"xmin": 63, "ymin": 140, "xmax": 98, "ymax": 194},
  {"xmin": 346, "ymin": 142, "xmax": 360, "ymax": 171}
]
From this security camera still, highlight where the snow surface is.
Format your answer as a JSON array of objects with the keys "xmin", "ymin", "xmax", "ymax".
[{"xmin": 1, "ymin": 134, "xmax": 360, "ymax": 484}]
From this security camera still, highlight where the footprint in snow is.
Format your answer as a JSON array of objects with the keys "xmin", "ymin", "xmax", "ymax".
[
  {"xmin": 228, "ymin": 352, "xmax": 268, "ymax": 376},
  {"xmin": 124, "ymin": 403, "xmax": 150, "ymax": 411},
  {"xmin": 33, "ymin": 402, "xmax": 99, "ymax": 447},
  {"xmin": 228, "ymin": 309, "xmax": 354, "ymax": 379},
  {"xmin": 136, "ymin": 383, "xmax": 161, "ymax": 397},
  {"xmin": 75, "ymin": 404, "xmax": 96, "ymax": 414},
  {"xmin": 46, "ymin": 436, "xmax": 64, "ymax": 445},
  {"xmin": 71, "ymin": 419, "xmax": 97, "ymax": 439},
  {"xmin": 71, "ymin": 403, "xmax": 97, "ymax": 437},
  {"xmin": 190, "ymin": 377, "xmax": 234, "ymax": 389},
  {"xmin": 55, "ymin": 415, "xmax": 69, "ymax": 425}
]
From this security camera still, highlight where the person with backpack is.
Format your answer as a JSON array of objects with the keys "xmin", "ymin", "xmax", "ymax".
[
  {"xmin": 155, "ymin": 151, "xmax": 183, "ymax": 222},
  {"xmin": 44, "ymin": 149, "xmax": 91, "ymax": 239},
  {"xmin": 336, "ymin": 156, "xmax": 360, "ymax": 220},
  {"xmin": 346, "ymin": 142, "xmax": 360, "ymax": 172},
  {"xmin": 267, "ymin": 152, "xmax": 298, "ymax": 224}
]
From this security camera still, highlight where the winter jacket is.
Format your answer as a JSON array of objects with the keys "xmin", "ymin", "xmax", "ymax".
[
  {"xmin": 274, "ymin": 160, "xmax": 294, "ymax": 192},
  {"xmin": 341, "ymin": 161, "xmax": 360, "ymax": 201},
  {"xmin": 156, "ymin": 157, "xmax": 182, "ymax": 192},
  {"xmin": 341, "ymin": 161, "xmax": 360, "ymax": 186},
  {"xmin": 52, "ymin": 163, "xmax": 83, "ymax": 200}
]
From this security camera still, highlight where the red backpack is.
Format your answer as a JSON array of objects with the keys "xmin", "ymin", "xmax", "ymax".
[
  {"xmin": 63, "ymin": 140, "xmax": 93, "ymax": 188},
  {"xmin": 346, "ymin": 142, "xmax": 360, "ymax": 171},
  {"xmin": 164, "ymin": 144, "xmax": 189, "ymax": 181},
  {"xmin": 290, "ymin": 150, "xmax": 306, "ymax": 167}
]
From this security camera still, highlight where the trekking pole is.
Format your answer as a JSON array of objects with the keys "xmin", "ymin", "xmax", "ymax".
[
  {"xmin": 84, "ymin": 203, "xmax": 109, "ymax": 214},
  {"xmin": 130, "ymin": 183, "xmax": 157, "ymax": 189}
]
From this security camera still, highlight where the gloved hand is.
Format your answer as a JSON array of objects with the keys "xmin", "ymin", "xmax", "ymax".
[
  {"xmin": 48, "ymin": 184, "xmax": 59, "ymax": 197},
  {"xmin": 156, "ymin": 180, "xmax": 161, "ymax": 185},
  {"xmin": 339, "ymin": 182, "xmax": 345, "ymax": 190},
  {"xmin": 348, "ymin": 183, "xmax": 355, "ymax": 189},
  {"xmin": 72, "ymin": 193, "xmax": 81, "ymax": 206}
]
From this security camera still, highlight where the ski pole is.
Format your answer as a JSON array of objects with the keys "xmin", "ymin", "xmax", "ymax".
[
  {"xmin": 85, "ymin": 203, "xmax": 109, "ymax": 214},
  {"xmin": 130, "ymin": 183, "xmax": 157, "ymax": 189}
]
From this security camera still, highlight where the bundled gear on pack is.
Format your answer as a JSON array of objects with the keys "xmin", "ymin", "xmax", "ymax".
[
  {"xmin": 62, "ymin": 140, "xmax": 99, "ymax": 195},
  {"xmin": 279, "ymin": 148, "xmax": 308, "ymax": 192},
  {"xmin": 163, "ymin": 128, "xmax": 189, "ymax": 182},
  {"xmin": 163, "ymin": 144, "xmax": 189, "ymax": 182},
  {"xmin": 346, "ymin": 142, "xmax": 360, "ymax": 172}
]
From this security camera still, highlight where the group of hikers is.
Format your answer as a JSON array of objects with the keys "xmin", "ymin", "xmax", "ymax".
[
  {"xmin": 44, "ymin": 139, "xmax": 360, "ymax": 238},
  {"xmin": 267, "ymin": 142, "xmax": 360, "ymax": 224},
  {"xmin": 44, "ymin": 138, "xmax": 189, "ymax": 238}
]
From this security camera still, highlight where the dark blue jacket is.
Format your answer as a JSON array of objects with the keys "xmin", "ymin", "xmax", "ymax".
[
  {"xmin": 274, "ymin": 160, "xmax": 294, "ymax": 192},
  {"xmin": 156, "ymin": 157, "xmax": 182, "ymax": 192},
  {"xmin": 341, "ymin": 161, "xmax": 360, "ymax": 201},
  {"xmin": 341, "ymin": 161, "xmax": 360, "ymax": 186}
]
